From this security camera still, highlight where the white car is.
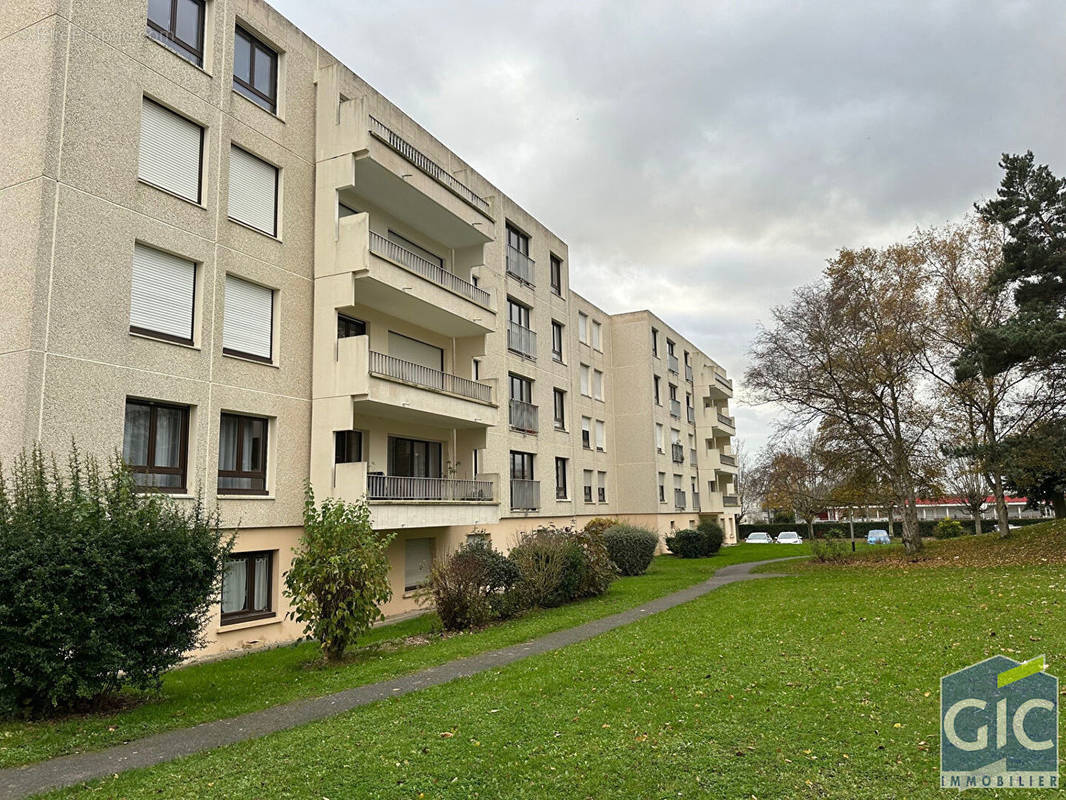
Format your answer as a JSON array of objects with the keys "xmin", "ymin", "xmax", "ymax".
[
  {"xmin": 745, "ymin": 532, "xmax": 774, "ymax": 544},
  {"xmin": 775, "ymin": 531, "xmax": 803, "ymax": 544}
]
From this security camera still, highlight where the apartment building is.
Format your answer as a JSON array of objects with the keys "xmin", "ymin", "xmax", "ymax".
[{"xmin": 1, "ymin": 0, "xmax": 736, "ymax": 656}]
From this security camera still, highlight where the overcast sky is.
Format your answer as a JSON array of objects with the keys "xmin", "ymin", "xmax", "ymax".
[{"xmin": 274, "ymin": 0, "xmax": 1066, "ymax": 454}]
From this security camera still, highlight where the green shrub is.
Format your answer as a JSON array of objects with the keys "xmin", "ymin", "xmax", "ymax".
[
  {"xmin": 509, "ymin": 524, "xmax": 615, "ymax": 608},
  {"xmin": 811, "ymin": 537, "xmax": 850, "ymax": 563},
  {"xmin": 582, "ymin": 517, "xmax": 619, "ymax": 537},
  {"xmin": 665, "ymin": 528, "xmax": 705, "ymax": 558},
  {"xmin": 0, "ymin": 446, "xmax": 231, "ymax": 716},
  {"xmin": 934, "ymin": 518, "xmax": 965, "ymax": 539},
  {"xmin": 825, "ymin": 527, "xmax": 847, "ymax": 539},
  {"xmin": 697, "ymin": 519, "xmax": 725, "ymax": 554},
  {"xmin": 603, "ymin": 524, "xmax": 659, "ymax": 576},
  {"xmin": 428, "ymin": 537, "xmax": 522, "ymax": 631},
  {"xmin": 284, "ymin": 488, "xmax": 394, "ymax": 662},
  {"xmin": 572, "ymin": 526, "xmax": 618, "ymax": 598}
]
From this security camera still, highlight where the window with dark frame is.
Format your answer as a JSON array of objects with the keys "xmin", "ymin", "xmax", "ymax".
[
  {"xmin": 551, "ymin": 320, "xmax": 564, "ymax": 362},
  {"xmin": 337, "ymin": 314, "xmax": 366, "ymax": 339},
  {"xmin": 506, "ymin": 225, "xmax": 529, "ymax": 255},
  {"xmin": 583, "ymin": 470, "xmax": 594, "ymax": 503},
  {"xmin": 651, "ymin": 327, "xmax": 659, "ymax": 356},
  {"xmin": 147, "ymin": 0, "xmax": 205, "ymax": 66},
  {"xmin": 555, "ymin": 457, "xmax": 568, "ymax": 500},
  {"xmin": 334, "ymin": 430, "xmax": 362, "ymax": 464},
  {"xmin": 217, "ymin": 412, "xmax": 268, "ymax": 494},
  {"xmin": 221, "ymin": 550, "xmax": 274, "ymax": 624},
  {"xmin": 122, "ymin": 399, "xmax": 189, "ymax": 493},
  {"xmin": 509, "ymin": 373, "xmax": 533, "ymax": 403},
  {"xmin": 550, "ymin": 254, "xmax": 563, "ymax": 295},
  {"xmin": 553, "ymin": 388, "xmax": 566, "ymax": 430},
  {"xmin": 510, "ymin": 450, "xmax": 534, "ymax": 481},
  {"xmin": 233, "ymin": 25, "xmax": 279, "ymax": 113},
  {"xmin": 598, "ymin": 472, "xmax": 607, "ymax": 503},
  {"xmin": 654, "ymin": 375, "xmax": 661, "ymax": 404},
  {"xmin": 581, "ymin": 417, "xmax": 591, "ymax": 449}
]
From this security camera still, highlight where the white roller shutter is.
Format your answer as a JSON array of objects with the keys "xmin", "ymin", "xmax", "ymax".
[
  {"xmin": 223, "ymin": 275, "xmax": 274, "ymax": 360},
  {"xmin": 129, "ymin": 243, "xmax": 196, "ymax": 342},
  {"xmin": 404, "ymin": 538, "xmax": 434, "ymax": 591},
  {"xmin": 228, "ymin": 145, "xmax": 278, "ymax": 235},
  {"xmin": 388, "ymin": 332, "xmax": 443, "ymax": 370},
  {"xmin": 138, "ymin": 98, "xmax": 202, "ymax": 202}
]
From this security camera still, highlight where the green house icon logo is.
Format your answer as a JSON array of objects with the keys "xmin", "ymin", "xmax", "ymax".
[{"xmin": 941, "ymin": 655, "xmax": 1058, "ymax": 790}]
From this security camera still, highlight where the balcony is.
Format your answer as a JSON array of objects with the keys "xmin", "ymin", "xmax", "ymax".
[
  {"xmin": 712, "ymin": 410, "xmax": 736, "ymax": 437},
  {"xmin": 507, "ymin": 322, "xmax": 537, "ymax": 359},
  {"xmin": 509, "ymin": 399, "xmax": 538, "ymax": 434},
  {"xmin": 670, "ymin": 399, "xmax": 682, "ymax": 419},
  {"xmin": 686, "ymin": 406, "xmax": 695, "ymax": 424},
  {"xmin": 511, "ymin": 479, "xmax": 540, "ymax": 510},
  {"xmin": 668, "ymin": 354, "xmax": 679, "ymax": 374},
  {"xmin": 707, "ymin": 369, "xmax": 734, "ymax": 399},
  {"xmin": 719, "ymin": 453, "xmax": 737, "ymax": 467},
  {"xmin": 685, "ymin": 364, "xmax": 693, "ymax": 382},
  {"xmin": 369, "ymin": 231, "xmax": 490, "ymax": 308},
  {"xmin": 674, "ymin": 489, "xmax": 686, "ymax": 510},
  {"xmin": 692, "ymin": 492, "xmax": 701, "ymax": 512},
  {"xmin": 671, "ymin": 443, "xmax": 685, "ymax": 464},
  {"xmin": 332, "ymin": 462, "xmax": 499, "ymax": 529},
  {"xmin": 370, "ymin": 350, "xmax": 491, "ymax": 403},
  {"xmin": 723, "ymin": 494, "xmax": 739, "ymax": 508},
  {"xmin": 506, "ymin": 246, "xmax": 535, "ymax": 285}
]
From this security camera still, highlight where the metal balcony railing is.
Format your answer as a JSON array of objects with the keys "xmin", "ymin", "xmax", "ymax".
[
  {"xmin": 367, "ymin": 474, "xmax": 494, "ymax": 502},
  {"xmin": 368, "ymin": 116, "xmax": 491, "ymax": 216},
  {"xmin": 717, "ymin": 411, "xmax": 735, "ymax": 428},
  {"xmin": 368, "ymin": 231, "xmax": 490, "ymax": 308},
  {"xmin": 670, "ymin": 399, "xmax": 682, "ymax": 418},
  {"xmin": 685, "ymin": 364, "xmax": 693, "ymax": 382},
  {"xmin": 506, "ymin": 246, "xmax": 535, "ymax": 285},
  {"xmin": 668, "ymin": 354, "xmax": 679, "ymax": 374},
  {"xmin": 511, "ymin": 479, "xmax": 540, "ymax": 510},
  {"xmin": 719, "ymin": 453, "xmax": 737, "ymax": 467},
  {"xmin": 674, "ymin": 489, "xmax": 686, "ymax": 510},
  {"xmin": 687, "ymin": 406, "xmax": 695, "ymax": 424},
  {"xmin": 723, "ymin": 494, "xmax": 739, "ymax": 507},
  {"xmin": 692, "ymin": 492, "xmax": 701, "ymax": 511},
  {"xmin": 369, "ymin": 351, "xmax": 492, "ymax": 404},
  {"xmin": 715, "ymin": 372, "xmax": 733, "ymax": 391},
  {"xmin": 671, "ymin": 443, "xmax": 685, "ymax": 464},
  {"xmin": 507, "ymin": 321, "xmax": 537, "ymax": 358},
  {"xmin": 509, "ymin": 399, "xmax": 538, "ymax": 434}
]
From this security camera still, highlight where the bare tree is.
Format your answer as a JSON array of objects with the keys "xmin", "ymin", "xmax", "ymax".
[
  {"xmin": 746, "ymin": 245, "xmax": 938, "ymax": 553},
  {"xmin": 753, "ymin": 432, "xmax": 835, "ymax": 540},
  {"xmin": 942, "ymin": 456, "xmax": 987, "ymax": 535},
  {"xmin": 733, "ymin": 439, "xmax": 759, "ymax": 524}
]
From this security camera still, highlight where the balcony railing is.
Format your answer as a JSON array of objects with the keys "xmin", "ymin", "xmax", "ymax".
[
  {"xmin": 369, "ymin": 350, "xmax": 492, "ymax": 404},
  {"xmin": 715, "ymin": 372, "xmax": 733, "ymax": 391},
  {"xmin": 718, "ymin": 411, "xmax": 735, "ymax": 428},
  {"xmin": 670, "ymin": 399, "xmax": 681, "ymax": 418},
  {"xmin": 674, "ymin": 489, "xmax": 686, "ymax": 510},
  {"xmin": 685, "ymin": 364, "xmax": 693, "ymax": 382},
  {"xmin": 686, "ymin": 406, "xmax": 695, "ymax": 424},
  {"xmin": 719, "ymin": 453, "xmax": 737, "ymax": 467},
  {"xmin": 368, "ymin": 474, "xmax": 494, "ymax": 502},
  {"xmin": 509, "ymin": 399, "xmax": 538, "ymax": 434},
  {"xmin": 511, "ymin": 479, "xmax": 540, "ymax": 510},
  {"xmin": 507, "ymin": 321, "xmax": 537, "ymax": 359},
  {"xmin": 723, "ymin": 494, "xmax": 739, "ymax": 507},
  {"xmin": 368, "ymin": 116, "xmax": 491, "ymax": 215},
  {"xmin": 671, "ymin": 443, "xmax": 685, "ymax": 464},
  {"xmin": 692, "ymin": 492, "xmax": 701, "ymax": 511},
  {"xmin": 368, "ymin": 231, "xmax": 491, "ymax": 309},
  {"xmin": 506, "ymin": 246, "xmax": 535, "ymax": 285},
  {"xmin": 668, "ymin": 354, "xmax": 679, "ymax": 374}
]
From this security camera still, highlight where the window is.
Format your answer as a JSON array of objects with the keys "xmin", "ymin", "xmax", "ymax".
[
  {"xmin": 146, "ymin": 0, "xmax": 205, "ymax": 65},
  {"xmin": 233, "ymin": 25, "xmax": 279, "ymax": 113},
  {"xmin": 597, "ymin": 471, "xmax": 607, "ymax": 503},
  {"xmin": 655, "ymin": 423, "xmax": 664, "ymax": 453},
  {"xmin": 122, "ymin": 398, "xmax": 189, "ymax": 492},
  {"xmin": 506, "ymin": 225, "xmax": 529, "ymax": 255},
  {"xmin": 667, "ymin": 339, "xmax": 676, "ymax": 357},
  {"xmin": 389, "ymin": 437, "xmax": 442, "ymax": 478},
  {"xmin": 669, "ymin": 384, "xmax": 678, "ymax": 401},
  {"xmin": 595, "ymin": 419, "xmax": 606, "ymax": 451},
  {"xmin": 510, "ymin": 373, "xmax": 533, "ymax": 403},
  {"xmin": 334, "ymin": 430, "xmax": 361, "ymax": 464},
  {"xmin": 510, "ymin": 450, "xmax": 535, "ymax": 480},
  {"xmin": 593, "ymin": 369, "xmax": 604, "ymax": 401},
  {"xmin": 580, "ymin": 364, "xmax": 590, "ymax": 396},
  {"xmin": 651, "ymin": 327, "xmax": 659, "ymax": 357},
  {"xmin": 337, "ymin": 314, "xmax": 366, "ymax": 339},
  {"xmin": 555, "ymin": 457, "xmax": 568, "ymax": 500},
  {"xmin": 671, "ymin": 428, "xmax": 681, "ymax": 445},
  {"xmin": 507, "ymin": 298, "xmax": 531, "ymax": 329},
  {"xmin": 223, "ymin": 275, "xmax": 273, "ymax": 361},
  {"xmin": 581, "ymin": 416, "xmax": 591, "ymax": 449},
  {"xmin": 404, "ymin": 538, "xmax": 434, "ymax": 592},
  {"xmin": 228, "ymin": 145, "xmax": 278, "ymax": 236},
  {"xmin": 139, "ymin": 98, "xmax": 203, "ymax": 203},
  {"xmin": 473, "ymin": 359, "xmax": 481, "ymax": 380},
  {"xmin": 591, "ymin": 320, "xmax": 602, "ymax": 351},
  {"xmin": 583, "ymin": 470, "xmax": 594, "ymax": 503},
  {"xmin": 550, "ymin": 254, "xmax": 562, "ymax": 295},
  {"xmin": 553, "ymin": 388, "xmax": 566, "ymax": 430},
  {"xmin": 218, "ymin": 412, "xmax": 268, "ymax": 494},
  {"xmin": 221, "ymin": 551, "xmax": 273, "ymax": 624},
  {"xmin": 658, "ymin": 472, "xmax": 666, "ymax": 503},
  {"xmin": 654, "ymin": 375, "xmax": 661, "ymax": 405},
  {"xmin": 551, "ymin": 321, "xmax": 564, "ymax": 362},
  {"xmin": 578, "ymin": 312, "xmax": 588, "ymax": 343},
  {"xmin": 129, "ymin": 243, "xmax": 196, "ymax": 344}
]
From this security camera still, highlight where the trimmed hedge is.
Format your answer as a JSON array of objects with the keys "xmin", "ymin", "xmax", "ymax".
[
  {"xmin": 738, "ymin": 517, "xmax": 1049, "ymax": 540},
  {"xmin": 603, "ymin": 524, "xmax": 658, "ymax": 576},
  {"xmin": 664, "ymin": 528, "xmax": 705, "ymax": 558}
]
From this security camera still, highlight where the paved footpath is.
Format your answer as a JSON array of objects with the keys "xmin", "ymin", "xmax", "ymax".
[{"xmin": 0, "ymin": 557, "xmax": 796, "ymax": 799}]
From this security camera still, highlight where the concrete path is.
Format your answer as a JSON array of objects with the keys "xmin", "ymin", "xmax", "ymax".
[{"xmin": 0, "ymin": 556, "xmax": 796, "ymax": 799}]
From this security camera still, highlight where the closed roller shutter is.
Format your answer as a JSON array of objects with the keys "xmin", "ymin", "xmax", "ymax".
[
  {"xmin": 138, "ymin": 98, "xmax": 202, "ymax": 202},
  {"xmin": 404, "ymin": 538, "xmax": 434, "ymax": 591},
  {"xmin": 228, "ymin": 145, "xmax": 278, "ymax": 235},
  {"xmin": 129, "ymin": 243, "xmax": 196, "ymax": 343},
  {"xmin": 223, "ymin": 275, "xmax": 273, "ymax": 360},
  {"xmin": 388, "ymin": 332, "xmax": 443, "ymax": 370}
]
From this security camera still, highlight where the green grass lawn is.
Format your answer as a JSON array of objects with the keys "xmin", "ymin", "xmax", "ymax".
[
  {"xmin": 45, "ymin": 523, "xmax": 1066, "ymax": 799},
  {"xmin": 1, "ymin": 545, "xmax": 787, "ymax": 770}
]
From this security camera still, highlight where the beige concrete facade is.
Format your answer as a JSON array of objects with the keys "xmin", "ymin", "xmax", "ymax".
[{"xmin": 1, "ymin": 0, "xmax": 736, "ymax": 657}]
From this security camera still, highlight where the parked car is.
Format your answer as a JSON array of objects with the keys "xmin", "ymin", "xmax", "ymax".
[
  {"xmin": 866, "ymin": 529, "xmax": 890, "ymax": 545},
  {"xmin": 745, "ymin": 532, "xmax": 774, "ymax": 544},
  {"xmin": 775, "ymin": 531, "xmax": 803, "ymax": 544}
]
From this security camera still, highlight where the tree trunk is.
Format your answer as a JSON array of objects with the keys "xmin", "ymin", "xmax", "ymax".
[
  {"xmin": 899, "ymin": 493, "xmax": 923, "ymax": 554},
  {"xmin": 1054, "ymin": 493, "xmax": 1066, "ymax": 519},
  {"xmin": 848, "ymin": 507, "xmax": 856, "ymax": 552},
  {"xmin": 806, "ymin": 516, "xmax": 815, "ymax": 540},
  {"xmin": 972, "ymin": 512, "xmax": 982, "ymax": 536},
  {"xmin": 888, "ymin": 504, "xmax": 895, "ymax": 540},
  {"xmin": 991, "ymin": 472, "xmax": 1010, "ymax": 537}
]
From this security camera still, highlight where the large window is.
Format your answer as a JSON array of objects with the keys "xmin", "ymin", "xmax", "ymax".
[
  {"xmin": 233, "ymin": 25, "xmax": 279, "ymax": 113},
  {"xmin": 147, "ymin": 0, "xmax": 205, "ymax": 65},
  {"xmin": 553, "ymin": 388, "xmax": 566, "ymax": 430},
  {"xmin": 123, "ymin": 399, "xmax": 189, "ymax": 493},
  {"xmin": 337, "ymin": 314, "xmax": 366, "ymax": 339},
  {"xmin": 510, "ymin": 451, "xmax": 534, "ymax": 481},
  {"xmin": 388, "ymin": 437, "xmax": 442, "ymax": 478},
  {"xmin": 129, "ymin": 243, "xmax": 196, "ymax": 344},
  {"xmin": 404, "ymin": 538, "xmax": 434, "ymax": 592},
  {"xmin": 334, "ymin": 430, "xmax": 362, "ymax": 464},
  {"xmin": 555, "ymin": 457, "xmax": 568, "ymax": 500},
  {"xmin": 222, "ymin": 275, "xmax": 274, "ymax": 362},
  {"xmin": 218, "ymin": 412, "xmax": 268, "ymax": 494},
  {"xmin": 228, "ymin": 145, "xmax": 278, "ymax": 236},
  {"xmin": 551, "ymin": 320, "xmax": 564, "ymax": 362},
  {"xmin": 139, "ymin": 98, "xmax": 203, "ymax": 203},
  {"xmin": 221, "ymin": 551, "xmax": 273, "ymax": 624}
]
